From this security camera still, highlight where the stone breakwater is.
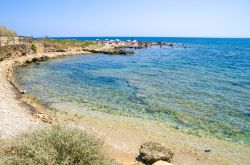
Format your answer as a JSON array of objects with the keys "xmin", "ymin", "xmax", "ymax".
[{"xmin": 0, "ymin": 44, "xmax": 33, "ymax": 61}]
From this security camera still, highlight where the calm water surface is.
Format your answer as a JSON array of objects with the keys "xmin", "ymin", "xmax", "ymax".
[{"xmin": 15, "ymin": 38, "xmax": 250, "ymax": 144}]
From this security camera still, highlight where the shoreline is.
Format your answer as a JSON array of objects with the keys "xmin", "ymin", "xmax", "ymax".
[
  {"xmin": 0, "ymin": 50, "xmax": 92, "ymax": 138},
  {"xmin": 1, "ymin": 50, "xmax": 250, "ymax": 164}
]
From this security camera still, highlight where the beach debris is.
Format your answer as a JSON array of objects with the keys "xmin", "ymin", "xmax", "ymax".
[
  {"xmin": 20, "ymin": 89, "xmax": 27, "ymax": 94},
  {"xmin": 33, "ymin": 113, "xmax": 53, "ymax": 123},
  {"xmin": 139, "ymin": 142, "xmax": 173, "ymax": 164},
  {"xmin": 152, "ymin": 160, "xmax": 173, "ymax": 165},
  {"xmin": 204, "ymin": 149, "xmax": 211, "ymax": 153}
]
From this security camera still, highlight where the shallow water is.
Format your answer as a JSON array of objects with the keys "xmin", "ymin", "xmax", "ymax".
[{"xmin": 14, "ymin": 38, "xmax": 250, "ymax": 145}]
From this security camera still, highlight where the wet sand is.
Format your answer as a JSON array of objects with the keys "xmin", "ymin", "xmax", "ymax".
[{"xmin": 50, "ymin": 102, "xmax": 250, "ymax": 165}]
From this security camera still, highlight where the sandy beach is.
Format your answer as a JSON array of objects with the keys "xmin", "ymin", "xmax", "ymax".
[
  {"xmin": 0, "ymin": 59, "xmax": 37, "ymax": 138},
  {"xmin": 0, "ymin": 50, "xmax": 249, "ymax": 165},
  {"xmin": 0, "ymin": 51, "xmax": 89, "ymax": 138}
]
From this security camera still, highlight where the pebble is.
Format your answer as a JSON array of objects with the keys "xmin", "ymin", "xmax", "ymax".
[{"xmin": 204, "ymin": 149, "xmax": 211, "ymax": 153}]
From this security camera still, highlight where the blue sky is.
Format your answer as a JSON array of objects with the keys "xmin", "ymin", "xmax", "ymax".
[{"xmin": 1, "ymin": 0, "xmax": 250, "ymax": 37}]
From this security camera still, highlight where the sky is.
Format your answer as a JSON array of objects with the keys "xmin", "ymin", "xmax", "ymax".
[{"xmin": 1, "ymin": 0, "xmax": 250, "ymax": 38}]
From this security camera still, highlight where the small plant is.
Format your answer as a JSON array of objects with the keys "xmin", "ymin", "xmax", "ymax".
[
  {"xmin": 0, "ymin": 125, "xmax": 111, "ymax": 165},
  {"xmin": 31, "ymin": 44, "xmax": 37, "ymax": 52}
]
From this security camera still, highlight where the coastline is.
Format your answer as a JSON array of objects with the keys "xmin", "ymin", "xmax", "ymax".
[
  {"xmin": 0, "ymin": 50, "xmax": 91, "ymax": 138},
  {"xmin": 1, "ymin": 51, "xmax": 250, "ymax": 165}
]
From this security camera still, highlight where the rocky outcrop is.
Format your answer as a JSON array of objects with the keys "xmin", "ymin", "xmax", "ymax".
[
  {"xmin": 0, "ymin": 44, "xmax": 32, "ymax": 61},
  {"xmin": 139, "ymin": 142, "xmax": 173, "ymax": 165},
  {"xmin": 25, "ymin": 56, "xmax": 49, "ymax": 65},
  {"xmin": 166, "ymin": 43, "xmax": 174, "ymax": 47},
  {"xmin": 83, "ymin": 48, "xmax": 134, "ymax": 55},
  {"xmin": 44, "ymin": 46, "xmax": 67, "ymax": 53}
]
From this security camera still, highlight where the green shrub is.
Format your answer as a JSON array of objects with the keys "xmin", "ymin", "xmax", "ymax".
[
  {"xmin": 31, "ymin": 44, "xmax": 37, "ymax": 52},
  {"xmin": 0, "ymin": 125, "xmax": 111, "ymax": 165}
]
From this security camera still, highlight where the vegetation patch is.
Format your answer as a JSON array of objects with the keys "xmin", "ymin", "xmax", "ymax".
[
  {"xmin": 0, "ymin": 25, "xmax": 17, "ymax": 37},
  {"xmin": 35, "ymin": 39, "xmax": 97, "ymax": 48},
  {"xmin": 31, "ymin": 44, "xmax": 37, "ymax": 52},
  {"xmin": 0, "ymin": 125, "xmax": 111, "ymax": 165}
]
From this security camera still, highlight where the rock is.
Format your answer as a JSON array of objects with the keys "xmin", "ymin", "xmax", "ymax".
[
  {"xmin": 35, "ymin": 61, "xmax": 41, "ymax": 65},
  {"xmin": 84, "ymin": 48, "xmax": 134, "ymax": 55},
  {"xmin": 55, "ymin": 49, "xmax": 67, "ymax": 52},
  {"xmin": 34, "ymin": 113, "xmax": 53, "ymax": 123},
  {"xmin": 139, "ymin": 142, "xmax": 173, "ymax": 164},
  {"xmin": 0, "ymin": 44, "xmax": 32, "ymax": 60},
  {"xmin": 204, "ymin": 149, "xmax": 211, "ymax": 153},
  {"xmin": 40, "ymin": 56, "xmax": 49, "ymax": 61},
  {"xmin": 27, "ymin": 56, "xmax": 49, "ymax": 64},
  {"xmin": 26, "ymin": 60, "xmax": 32, "ymax": 64},
  {"xmin": 153, "ymin": 160, "xmax": 173, "ymax": 165},
  {"xmin": 113, "ymin": 49, "xmax": 134, "ymax": 55},
  {"xmin": 31, "ymin": 57, "xmax": 40, "ymax": 62},
  {"xmin": 167, "ymin": 43, "xmax": 174, "ymax": 47},
  {"xmin": 20, "ymin": 90, "xmax": 27, "ymax": 94}
]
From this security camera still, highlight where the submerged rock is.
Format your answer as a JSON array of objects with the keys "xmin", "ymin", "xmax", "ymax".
[{"xmin": 139, "ymin": 142, "xmax": 173, "ymax": 164}]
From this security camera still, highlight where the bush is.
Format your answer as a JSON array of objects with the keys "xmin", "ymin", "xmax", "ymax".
[
  {"xmin": 31, "ymin": 44, "xmax": 37, "ymax": 52},
  {"xmin": 0, "ymin": 126, "xmax": 111, "ymax": 165}
]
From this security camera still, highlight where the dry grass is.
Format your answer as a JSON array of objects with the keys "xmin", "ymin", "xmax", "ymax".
[
  {"xmin": 0, "ymin": 125, "xmax": 112, "ymax": 165},
  {"xmin": 34, "ymin": 39, "xmax": 97, "ymax": 48},
  {"xmin": 0, "ymin": 25, "xmax": 17, "ymax": 37}
]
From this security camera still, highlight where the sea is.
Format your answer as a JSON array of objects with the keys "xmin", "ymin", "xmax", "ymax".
[{"xmin": 14, "ymin": 37, "xmax": 250, "ymax": 145}]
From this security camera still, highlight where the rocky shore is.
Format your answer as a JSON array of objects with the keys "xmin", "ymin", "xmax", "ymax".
[
  {"xmin": 0, "ymin": 40, "xmax": 142, "ymax": 133},
  {"xmin": 0, "ymin": 49, "xmax": 92, "ymax": 138},
  {"xmin": 0, "ymin": 40, "xmax": 138, "ymax": 138},
  {"xmin": 83, "ymin": 48, "xmax": 134, "ymax": 55}
]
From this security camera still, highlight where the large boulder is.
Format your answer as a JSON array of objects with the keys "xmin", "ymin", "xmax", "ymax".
[{"xmin": 139, "ymin": 142, "xmax": 173, "ymax": 164}]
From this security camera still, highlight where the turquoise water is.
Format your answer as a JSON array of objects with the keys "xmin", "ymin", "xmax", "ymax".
[{"xmin": 15, "ymin": 38, "xmax": 250, "ymax": 144}]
